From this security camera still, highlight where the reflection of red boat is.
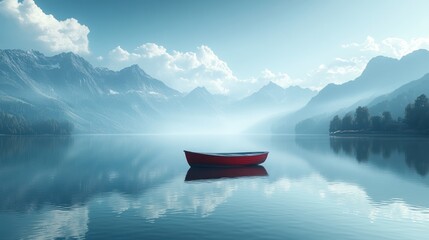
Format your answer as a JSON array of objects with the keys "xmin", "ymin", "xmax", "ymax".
[
  {"xmin": 185, "ymin": 166, "xmax": 268, "ymax": 181},
  {"xmin": 184, "ymin": 150, "xmax": 268, "ymax": 167}
]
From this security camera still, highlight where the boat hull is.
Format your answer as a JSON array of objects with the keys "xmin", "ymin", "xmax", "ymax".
[{"xmin": 184, "ymin": 150, "xmax": 268, "ymax": 167}]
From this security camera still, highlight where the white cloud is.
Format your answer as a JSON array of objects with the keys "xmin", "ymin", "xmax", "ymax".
[
  {"xmin": 381, "ymin": 37, "xmax": 429, "ymax": 58},
  {"xmin": 342, "ymin": 35, "xmax": 429, "ymax": 58},
  {"xmin": 381, "ymin": 38, "xmax": 410, "ymax": 57},
  {"xmin": 307, "ymin": 36, "xmax": 429, "ymax": 89},
  {"xmin": 109, "ymin": 46, "xmax": 135, "ymax": 62},
  {"xmin": 136, "ymin": 43, "xmax": 168, "ymax": 58},
  {"xmin": 0, "ymin": 0, "xmax": 90, "ymax": 54},
  {"xmin": 307, "ymin": 56, "xmax": 368, "ymax": 89},
  {"xmin": 362, "ymin": 36, "xmax": 380, "ymax": 52},
  {"xmin": 106, "ymin": 43, "xmax": 238, "ymax": 95},
  {"xmin": 342, "ymin": 36, "xmax": 380, "ymax": 52},
  {"xmin": 310, "ymin": 35, "xmax": 429, "ymax": 90}
]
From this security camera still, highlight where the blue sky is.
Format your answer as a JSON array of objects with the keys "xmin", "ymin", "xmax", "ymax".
[{"xmin": 1, "ymin": 0, "xmax": 429, "ymax": 96}]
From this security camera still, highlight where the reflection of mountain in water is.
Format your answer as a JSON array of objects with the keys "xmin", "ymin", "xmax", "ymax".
[
  {"xmin": 330, "ymin": 137, "xmax": 429, "ymax": 176},
  {"xmin": 0, "ymin": 136, "xmax": 186, "ymax": 212}
]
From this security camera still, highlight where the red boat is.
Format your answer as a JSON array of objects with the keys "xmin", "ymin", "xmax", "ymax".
[{"xmin": 184, "ymin": 150, "xmax": 268, "ymax": 167}]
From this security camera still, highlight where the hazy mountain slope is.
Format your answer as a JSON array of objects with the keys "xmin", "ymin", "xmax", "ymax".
[
  {"xmin": 181, "ymin": 87, "xmax": 221, "ymax": 113},
  {"xmin": 229, "ymin": 82, "xmax": 317, "ymax": 133},
  {"xmin": 368, "ymin": 73, "xmax": 429, "ymax": 117},
  {"xmin": 233, "ymin": 82, "xmax": 316, "ymax": 115},
  {"xmin": 295, "ymin": 73, "xmax": 429, "ymax": 134},
  {"xmin": 304, "ymin": 49, "xmax": 429, "ymax": 114},
  {"xmin": 275, "ymin": 49, "xmax": 429, "ymax": 133}
]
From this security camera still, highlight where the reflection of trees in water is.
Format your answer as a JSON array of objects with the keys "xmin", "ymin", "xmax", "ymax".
[
  {"xmin": 404, "ymin": 141, "xmax": 429, "ymax": 176},
  {"xmin": 329, "ymin": 137, "xmax": 429, "ymax": 176},
  {"xmin": 0, "ymin": 136, "xmax": 73, "ymax": 165}
]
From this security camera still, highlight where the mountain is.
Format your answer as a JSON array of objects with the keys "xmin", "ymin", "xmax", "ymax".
[
  {"xmin": 0, "ymin": 49, "xmax": 180, "ymax": 99},
  {"xmin": 8, "ymin": 48, "xmax": 429, "ymax": 135},
  {"xmin": 368, "ymin": 73, "xmax": 429, "ymax": 118},
  {"xmin": 180, "ymin": 86, "xmax": 222, "ymax": 114},
  {"xmin": 0, "ymin": 49, "xmax": 181, "ymax": 133},
  {"xmin": 184, "ymin": 86, "xmax": 216, "ymax": 103},
  {"xmin": 233, "ymin": 82, "xmax": 316, "ymax": 115},
  {"xmin": 104, "ymin": 64, "xmax": 180, "ymax": 98},
  {"xmin": 276, "ymin": 49, "xmax": 429, "ymax": 133},
  {"xmin": 304, "ymin": 49, "xmax": 429, "ymax": 115},
  {"xmin": 1, "ymin": 50, "xmax": 102, "ymax": 100}
]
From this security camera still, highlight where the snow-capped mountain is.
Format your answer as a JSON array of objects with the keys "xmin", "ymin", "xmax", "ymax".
[{"xmin": 0, "ymin": 49, "xmax": 181, "ymax": 132}]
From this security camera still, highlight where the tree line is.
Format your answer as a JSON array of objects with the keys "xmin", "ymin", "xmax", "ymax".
[
  {"xmin": 0, "ymin": 111, "xmax": 74, "ymax": 135},
  {"xmin": 330, "ymin": 94, "xmax": 429, "ymax": 133}
]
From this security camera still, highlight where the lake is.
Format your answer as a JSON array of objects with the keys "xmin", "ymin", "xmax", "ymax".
[{"xmin": 1, "ymin": 134, "xmax": 429, "ymax": 239}]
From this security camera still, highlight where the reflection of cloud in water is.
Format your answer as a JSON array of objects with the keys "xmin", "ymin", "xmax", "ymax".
[
  {"xmin": 142, "ymin": 179, "xmax": 238, "ymax": 219},
  {"xmin": 280, "ymin": 175, "xmax": 429, "ymax": 222},
  {"xmin": 264, "ymin": 178, "xmax": 291, "ymax": 196},
  {"xmin": 329, "ymin": 184, "xmax": 429, "ymax": 223},
  {"xmin": 28, "ymin": 206, "xmax": 88, "ymax": 240},
  {"xmin": 102, "ymin": 174, "xmax": 429, "ymax": 224},
  {"xmin": 105, "ymin": 177, "xmax": 239, "ymax": 221}
]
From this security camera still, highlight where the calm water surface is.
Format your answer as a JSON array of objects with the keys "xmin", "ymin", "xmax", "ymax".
[{"xmin": 1, "ymin": 135, "xmax": 429, "ymax": 239}]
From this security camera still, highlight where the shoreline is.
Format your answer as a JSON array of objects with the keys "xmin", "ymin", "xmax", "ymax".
[{"xmin": 330, "ymin": 130, "xmax": 429, "ymax": 138}]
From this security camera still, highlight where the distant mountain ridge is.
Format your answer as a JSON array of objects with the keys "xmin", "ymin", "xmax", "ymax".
[
  {"xmin": 276, "ymin": 49, "xmax": 429, "ymax": 133},
  {"xmin": 5, "ymin": 48, "xmax": 428, "ymax": 134},
  {"xmin": 1, "ymin": 49, "xmax": 314, "ymax": 133},
  {"xmin": 233, "ymin": 81, "xmax": 316, "ymax": 115}
]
